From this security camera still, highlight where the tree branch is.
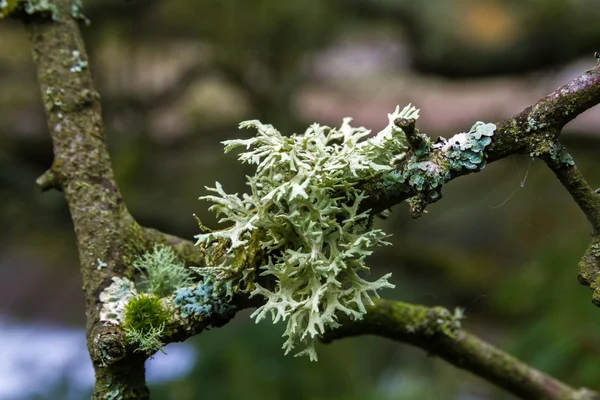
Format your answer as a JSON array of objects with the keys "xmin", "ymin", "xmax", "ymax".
[
  {"xmin": 537, "ymin": 143, "xmax": 600, "ymax": 305},
  {"xmin": 361, "ymin": 63, "xmax": 600, "ymax": 214},
  {"xmin": 21, "ymin": 1, "xmax": 151, "ymax": 397},
  {"xmin": 321, "ymin": 299, "xmax": 600, "ymax": 400}
]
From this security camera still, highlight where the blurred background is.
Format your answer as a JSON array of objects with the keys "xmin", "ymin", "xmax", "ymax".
[{"xmin": 1, "ymin": 0, "xmax": 600, "ymax": 399}]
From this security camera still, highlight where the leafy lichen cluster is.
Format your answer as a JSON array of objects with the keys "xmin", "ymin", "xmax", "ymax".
[
  {"xmin": 194, "ymin": 106, "xmax": 423, "ymax": 360},
  {"xmin": 99, "ymin": 245, "xmax": 234, "ymax": 354},
  {"xmin": 382, "ymin": 121, "xmax": 496, "ymax": 216}
]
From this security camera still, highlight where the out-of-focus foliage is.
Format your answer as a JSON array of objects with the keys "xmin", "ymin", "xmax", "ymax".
[{"xmin": 1, "ymin": 0, "xmax": 600, "ymax": 399}]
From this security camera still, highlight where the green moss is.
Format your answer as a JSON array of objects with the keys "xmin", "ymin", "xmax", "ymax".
[{"xmin": 122, "ymin": 293, "xmax": 171, "ymax": 354}]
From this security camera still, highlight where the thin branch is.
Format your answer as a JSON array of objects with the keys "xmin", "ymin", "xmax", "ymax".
[
  {"xmin": 322, "ymin": 299, "xmax": 600, "ymax": 400},
  {"xmin": 540, "ymin": 144, "xmax": 600, "ymax": 231},
  {"xmin": 537, "ymin": 143, "xmax": 600, "ymax": 305},
  {"xmin": 361, "ymin": 63, "xmax": 600, "ymax": 214}
]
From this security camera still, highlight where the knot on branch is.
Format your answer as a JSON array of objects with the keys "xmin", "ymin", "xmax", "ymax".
[
  {"xmin": 93, "ymin": 329, "xmax": 127, "ymax": 366},
  {"xmin": 577, "ymin": 235, "xmax": 600, "ymax": 307},
  {"xmin": 394, "ymin": 117, "xmax": 431, "ymax": 158},
  {"xmin": 528, "ymin": 137, "xmax": 575, "ymax": 168},
  {"xmin": 419, "ymin": 306, "xmax": 463, "ymax": 338},
  {"xmin": 37, "ymin": 157, "xmax": 64, "ymax": 192}
]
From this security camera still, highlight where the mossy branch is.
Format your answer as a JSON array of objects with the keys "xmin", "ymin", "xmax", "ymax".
[
  {"xmin": 321, "ymin": 299, "xmax": 600, "ymax": 400},
  {"xmin": 538, "ymin": 145, "xmax": 600, "ymax": 305}
]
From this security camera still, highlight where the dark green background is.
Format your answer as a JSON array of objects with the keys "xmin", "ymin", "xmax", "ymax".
[{"xmin": 1, "ymin": 0, "xmax": 599, "ymax": 399}]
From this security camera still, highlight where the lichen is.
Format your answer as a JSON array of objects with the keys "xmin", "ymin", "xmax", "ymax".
[
  {"xmin": 195, "ymin": 106, "xmax": 420, "ymax": 360},
  {"xmin": 1, "ymin": 0, "xmax": 60, "ymax": 20},
  {"xmin": 436, "ymin": 121, "xmax": 496, "ymax": 172},
  {"xmin": 132, "ymin": 244, "xmax": 193, "ymax": 298},
  {"xmin": 97, "ymin": 258, "xmax": 107, "ymax": 270},
  {"xmin": 71, "ymin": 0, "xmax": 89, "ymax": 24},
  {"xmin": 99, "ymin": 277, "xmax": 137, "ymax": 325},
  {"xmin": 552, "ymin": 144, "xmax": 575, "ymax": 166},
  {"xmin": 25, "ymin": 0, "xmax": 58, "ymax": 19},
  {"xmin": 0, "ymin": 0, "xmax": 18, "ymax": 17},
  {"xmin": 105, "ymin": 388, "xmax": 122, "ymax": 400},
  {"xmin": 525, "ymin": 116, "xmax": 548, "ymax": 133},
  {"xmin": 388, "ymin": 121, "xmax": 496, "ymax": 217},
  {"xmin": 530, "ymin": 140, "xmax": 575, "ymax": 166},
  {"xmin": 172, "ymin": 281, "xmax": 234, "ymax": 319},
  {"xmin": 69, "ymin": 50, "xmax": 88, "ymax": 72}
]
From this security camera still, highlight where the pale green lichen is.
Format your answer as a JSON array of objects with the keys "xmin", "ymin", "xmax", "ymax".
[
  {"xmin": 553, "ymin": 144, "xmax": 575, "ymax": 166},
  {"xmin": 105, "ymin": 388, "xmax": 122, "ymax": 400},
  {"xmin": 530, "ymin": 141, "xmax": 575, "ymax": 166},
  {"xmin": 525, "ymin": 116, "xmax": 547, "ymax": 133},
  {"xmin": 25, "ymin": 0, "xmax": 58, "ymax": 19},
  {"xmin": 71, "ymin": 0, "xmax": 89, "ymax": 24},
  {"xmin": 195, "ymin": 106, "xmax": 421, "ymax": 360},
  {"xmin": 172, "ymin": 281, "xmax": 234, "ymax": 319},
  {"xmin": 388, "ymin": 121, "xmax": 496, "ymax": 194},
  {"xmin": 69, "ymin": 50, "xmax": 88, "ymax": 72},
  {"xmin": 98, "ymin": 245, "xmax": 235, "ymax": 354},
  {"xmin": 99, "ymin": 277, "xmax": 138, "ymax": 325},
  {"xmin": 0, "ymin": 0, "xmax": 15, "ymax": 17},
  {"xmin": 132, "ymin": 244, "xmax": 194, "ymax": 298},
  {"xmin": 97, "ymin": 258, "xmax": 107, "ymax": 270}
]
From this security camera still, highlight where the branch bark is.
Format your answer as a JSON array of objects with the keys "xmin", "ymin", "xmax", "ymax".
[
  {"xmin": 22, "ymin": 1, "xmax": 154, "ymax": 397},
  {"xmin": 322, "ymin": 299, "xmax": 600, "ymax": 400},
  {"xmin": 361, "ymin": 63, "xmax": 600, "ymax": 214}
]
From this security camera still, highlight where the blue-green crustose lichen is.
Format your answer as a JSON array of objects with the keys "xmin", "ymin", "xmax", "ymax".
[
  {"xmin": 173, "ymin": 282, "xmax": 234, "ymax": 319},
  {"xmin": 382, "ymin": 121, "xmax": 496, "ymax": 208}
]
